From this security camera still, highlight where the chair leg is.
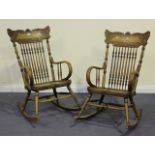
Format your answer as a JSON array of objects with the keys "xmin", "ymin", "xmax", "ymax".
[
  {"xmin": 67, "ymin": 85, "xmax": 81, "ymax": 107},
  {"xmin": 53, "ymin": 88, "xmax": 59, "ymax": 104},
  {"xmin": 17, "ymin": 90, "xmax": 39, "ymax": 122},
  {"xmin": 129, "ymin": 96, "xmax": 139, "ymax": 118},
  {"xmin": 99, "ymin": 95, "xmax": 105, "ymax": 104},
  {"xmin": 35, "ymin": 92, "xmax": 39, "ymax": 116},
  {"xmin": 129, "ymin": 96, "xmax": 142, "ymax": 127},
  {"xmin": 52, "ymin": 86, "xmax": 80, "ymax": 111},
  {"xmin": 75, "ymin": 94, "xmax": 105, "ymax": 119},
  {"xmin": 96, "ymin": 95, "xmax": 105, "ymax": 110},
  {"xmin": 124, "ymin": 98, "xmax": 129, "ymax": 128},
  {"xmin": 124, "ymin": 97, "xmax": 142, "ymax": 128},
  {"xmin": 22, "ymin": 90, "xmax": 31, "ymax": 111},
  {"xmin": 75, "ymin": 93, "xmax": 92, "ymax": 118}
]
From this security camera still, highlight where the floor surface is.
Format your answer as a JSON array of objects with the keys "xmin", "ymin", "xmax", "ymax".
[{"xmin": 0, "ymin": 93, "xmax": 155, "ymax": 136}]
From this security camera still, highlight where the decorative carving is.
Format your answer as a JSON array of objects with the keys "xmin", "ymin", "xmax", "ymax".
[
  {"xmin": 7, "ymin": 26, "xmax": 50, "ymax": 43},
  {"xmin": 105, "ymin": 30, "xmax": 150, "ymax": 47}
]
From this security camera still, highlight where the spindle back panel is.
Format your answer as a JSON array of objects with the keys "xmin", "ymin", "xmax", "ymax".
[
  {"xmin": 7, "ymin": 26, "xmax": 54, "ymax": 84},
  {"xmin": 106, "ymin": 46, "xmax": 139, "ymax": 90},
  {"xmin": 19, "ymin": 41, "xmax": 50, "ymax": 84},
  {"xmin": 104, "ymin": 30, "xmax": 150, "ymax": 90}
]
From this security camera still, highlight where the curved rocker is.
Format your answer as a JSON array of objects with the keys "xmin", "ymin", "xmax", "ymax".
[
  {"xmin": 17, "ymin": 103, "xmax": 39, "ymax": 123},
  {"xmin": 75, "ymin": 109, "xmax": 102, "ymax": 119},
  {"xmin": 52, "ymin": 86, "xmax": 81, "ymax": 111},
  {"xmin": 126, "ymin": 108, "xmax": 142, "ymax": 129},
  {"xmin": 52, "ymin": 101, "xmax": 81, "ymax": 111},
  {"xmin": 75, "ymin": 95, "xmax": 104, "ymax": 119}
]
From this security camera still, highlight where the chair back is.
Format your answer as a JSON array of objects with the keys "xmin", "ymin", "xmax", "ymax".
[
  {"xmin": 102, "ymin": 30, "xmax": 150, "ymax": 90},
  {"xmin": 7, "ymin": 26, "xmax": 55, "ymax": 84}
]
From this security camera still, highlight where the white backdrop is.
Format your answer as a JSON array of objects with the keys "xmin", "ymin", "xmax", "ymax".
[{"xmin": 0, "ymin": 19, "xmax": 155, "ymax": 92}]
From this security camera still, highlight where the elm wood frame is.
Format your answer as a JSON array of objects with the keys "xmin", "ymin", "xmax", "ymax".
[
  {"xmin": 76, "ymin": 30, "xmax": 150, "ymax": 128},
  {"xmin": 7, "ymin": 26, "xmax": 80, "ymax": 122}
]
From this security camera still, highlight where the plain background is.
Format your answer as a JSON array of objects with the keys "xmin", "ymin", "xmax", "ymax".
[{"xmin": 0, "ymin": 19, "xmax": 155, "ymax": 93}]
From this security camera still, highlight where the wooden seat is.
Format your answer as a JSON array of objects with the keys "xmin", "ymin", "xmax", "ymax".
[
  {"xmin": 87, "ymin": 87, "xmax": 132, "ymax": 97},
  {"xmin": 76, "ymin": 30, "xmax": 150, "ymax": 128},
  {"xmin": 7, "ymin": 26, "xmax": 80, "ymax": 122},
  {"xmin": 32, "ymin": 80, "xmax": 71, "ymax": 91}
]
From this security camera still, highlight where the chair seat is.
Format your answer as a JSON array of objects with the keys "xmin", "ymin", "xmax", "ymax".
[
  {"xmin": 32, "ymin": 80, "xmax": 71, "ymax": 91},
  {"xmin": 88, "ymin": 86, "xmax": 134, "ymax": 97}
]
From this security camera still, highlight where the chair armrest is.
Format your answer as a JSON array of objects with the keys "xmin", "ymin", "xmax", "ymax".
[
  {"xmin": 52, "ymin": 60, "xmax": 73, "ymax": 80},
  {"xmin": 21, "ymin": 66, "xmax": 34, "ymax": 90},
  {"xmin": 128, "ymin": 71, "xmax": 139, "ymax": 92},
  {"xmin": 86, "ymin": 66, "xmax": 105, "ymax": 87}
]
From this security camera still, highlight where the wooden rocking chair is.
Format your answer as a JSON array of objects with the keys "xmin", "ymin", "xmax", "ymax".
[
  {"xmin": 7, "ymin": 26, "xmax": 80, "ymax": 122},
  {"xmin": 76, "ymin": 30, "xmax": 150, "ymax": 128}
]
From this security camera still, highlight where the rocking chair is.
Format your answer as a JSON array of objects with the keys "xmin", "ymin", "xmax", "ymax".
[
  {"xmin": 76, "ymin": 30, "xmax": 150, "ymax": 128},
  {"xmin": 7, "ymin": 26, "xmax": 80, "ymax": 122}
]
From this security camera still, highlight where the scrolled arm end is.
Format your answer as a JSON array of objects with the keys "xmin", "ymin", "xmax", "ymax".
[
  {"xmin": 86, "ymin": 66, "xmax": 105, "ymax": 87},
  {"xmin": 53, "ymin": 60, "xmax": 73, "ymax": 80},
  {"xmin": 128, "ymin": 71, "xmax": 139, "ymax": 92},
  {"xmin": 21, "ymin": 66, "xmax": 34, "ymax": 90}
]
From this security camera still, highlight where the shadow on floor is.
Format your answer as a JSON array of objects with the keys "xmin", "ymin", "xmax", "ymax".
[{"xmin": 0, "ymin": 93, "xmax": 155, "ymax": 136}]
